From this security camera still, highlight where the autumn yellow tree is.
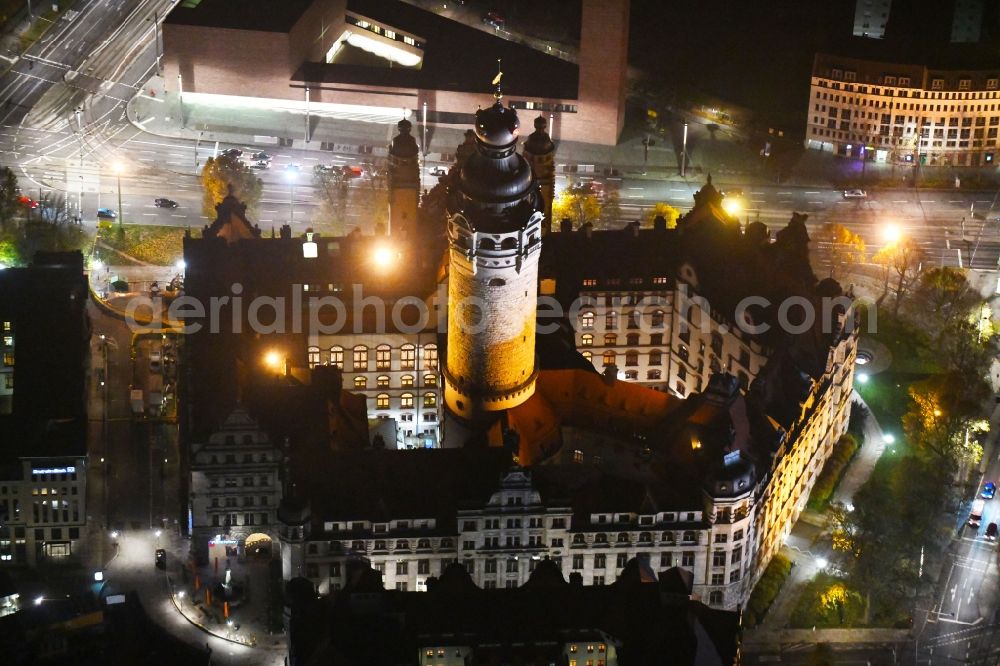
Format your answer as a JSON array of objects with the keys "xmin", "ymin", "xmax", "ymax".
[
  {"xmin": 812, "ymin": 222, "xmax": 865, "ymax": 280},
  {"xmin": 872, "ymin": 235, "xmax": 924, "ymax": 315},
  {"xmin": 200, "ymin": 155, "xmax": 263, "ymax": 218},
  {"xmin": 552, "ymin": 184, "xmax": 601, "ymax": 229},
  {"xmin": 642, "ymin": 202, "xmax": 681, "ymax": 229}
]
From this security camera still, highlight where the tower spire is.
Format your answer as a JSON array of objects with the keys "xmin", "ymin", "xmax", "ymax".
[{"xmin": 492, "ymin": 58, "xmax": 503, "ymax": 101}]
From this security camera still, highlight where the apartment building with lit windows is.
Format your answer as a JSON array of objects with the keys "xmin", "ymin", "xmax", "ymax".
[{"xmin": 805, "ymin": 52, "xmax": 1000, "ymax": 167}]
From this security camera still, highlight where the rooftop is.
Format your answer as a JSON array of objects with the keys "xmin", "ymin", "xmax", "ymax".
[{"xmin": 164, "ymin": 0, "xmax": 313, "ymax": 33}]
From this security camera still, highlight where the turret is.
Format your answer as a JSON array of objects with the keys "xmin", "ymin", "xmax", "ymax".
[
  {"xmin": 387, "ymin": 119, "xmax": 420, "ymax": 237},
  {"xmin": 443, "ymin": 92, "xmax": 544, "ymax": 422},
  {"xmin": 522, "ymin": 116, "xmax": 556, "ymax": 235},
  {"xmin": 278, "ymin": 496, "xmax": 311, "ymax": 582}
]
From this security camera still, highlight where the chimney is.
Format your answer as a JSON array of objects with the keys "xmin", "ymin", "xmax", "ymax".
[
  {"xmin": 560, "ymin": 217, "xmax": 573, "ymax": 233},
  {"xmin": 653, "ymin": 215, "xmax": 667, "ymax": 231}
]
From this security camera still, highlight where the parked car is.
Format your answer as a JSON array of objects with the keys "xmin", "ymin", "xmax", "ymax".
[
  {"xmin": 221, "ymin": 148, "xmax": 243, "ymax": 158},
  {"xmin": 342, "ymin": 165, "xmax": 363, "ymax": 178},
  {"xmin": 842, "ymin": 189, "xmax": 867, "ymax": 199},
  {"xmin": 982, "ymin": 481, "xmax": 997, "ymax": 499},
  {"xmin": 154, "ymin": 198, "xmax": 177, "ymax": 208},
  {"xmin": 97, "ymin": 208, "xmax": 117, "ymax": 219},
  {"xmin": 482, "ymin": 11, "xmax": 505, "ymax": 28},
  {"xmin": 249, "ymin": 160, "xmax": 270, "ymax": 170},
  {"xmin": 430, "ymin": 166, "xmax": 448, "ymax": 177},
  {"xmin": 987, "ymin": 522, "xmax": 998, "ymax": 541},
  {"xmin": 155, "ymin": 548, "xmax": 166, "ymax": 569}
]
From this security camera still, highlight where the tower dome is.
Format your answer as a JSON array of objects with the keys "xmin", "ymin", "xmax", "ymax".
[
  {"xmin": 474, "ymin": 100, "xmax": 520, "ymax": 153},
  {"xmin": 522, "ymin": 116, "xmax": 556, "ymax": 235},
  {"xmin": 387, "ymin": 117, "xmax": 420, "ymax": 236}
]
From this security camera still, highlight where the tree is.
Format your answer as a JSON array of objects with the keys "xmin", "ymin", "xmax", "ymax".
[
  {"xmin": 812, "ymin": 222, "xmax": 865, "ymax": 280},
  {"xmin": 907, "ymin": 267, "xmax": 980, "ymax": 344},
  {"xmin": 351, "ymin": 160, "xmax": 388, "ymax": 233},
  {"xmin": 872, "ymin": 236, "xmax": 924, "ymax": 315},
  {"xmin": 902, "ymin": 372, "xmax": 988, "ymax": 472},
  {"xmin": 200, "ymin": 155, "xmax": 262, "ymax": 218},
  {"xmin": 599, "ymin": 190, "xmax": 622, "ymax": 228},
  {"xmin": 641, "ymin": 202, "xmax": 680, "ymax": 228},
  {"xmin": 552, "ymin": 183, "xmax": 601, "ymax": 229},
  {"xmin": 0, "ymin": 167, "xmax": 18, "ymax": 231},
  {"xmin": 313, "ymin": 166, "xmax": 350, "ymax": 233}
]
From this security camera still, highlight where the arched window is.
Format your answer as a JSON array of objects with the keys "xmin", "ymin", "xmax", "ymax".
[
  {"xmin": 581, "ymin": 333, "xmax": 594, "ymax": 346},
  {"xmin": 647, "ymin": 369, "xmax": 662, "ymax": 380},
  {"xmin": 662, "ymin": 531, "xmax": 675, "ymax": 544},
  {"xmin": 617, "ymin": 532, "xmax": 629, "ymax": 543},
  {"xmin": 682, "ymin": 530, "xmax": 696, "ymax": 543},
  {"xmin": 710, "ymin": 355, "xmax": 721, "ymax": 373},
  {"xmin": 580, "ymin": 311, "xmax": 595, "ymax": 330},
  {"xmin": 401, "ymin": 392, "xmax": 414, "ymax": 408},
  {"xmin": 605, "ymin": 311, "xmax": 618, "ymax": 330},
  {"xmin": 307, "ymin": 346, "xmax": 320, "ymax": 368},
  {"xmin": 626, "ymin": 333, "xmax": 640, "ymax": 346},
  {"xmin": 423, "ymin": 392, "xmax": 437, "ymax": 407},
  {"xmin": 375, "ymin": 393, "xmax": 389, "ymax": 409},
  {"xmin": 595, "ymin": 533, "xmax": 608, "ymax": 544},
  {"xmin": 479, "ymin": 238, "xmax": 496, "ymax": 250},
  {"xmin": 709, "ymin": 591, "xmax": 724, "ymax": 606},
  {"xmin": 488, "ymin": 277, "xmax": 506, "ymax": 287},
  {"xmin": 651, "ymin": 309, "xmax": 665, "ymax": 327},
  {"xmin": 626, "ymin": 310, "xmax": 640, "ymax": 329},
  {"xmin": 573, "ymin": 533, "xmax": 586, "ymax": 544},
  {"xmin": 354, "ymin": 376, "xmax": 368, "ymax": 390},
  {"xmin": 625, "ymin": 350, "xmax": 639, "ymax": 366},
  {"xmin": 396, "ymin": 540, "xmax": 409, "ymax": 550},
  {"xmin": 711, "ymin": 332, "xmax": 724, "ymax": 356},
  {"xmin": 376, "ymin": 375, "xmax": 390, "ymax": 388},
  {"xmin": 604, "ymin": 333, "xmax": 617, "ymax": 346},
  {"xmin": 602, "ymin": 350, "xmax": 616, "ymax": 367},
  {"xmin": 353, "ymin": 345, "xmax": 369, "ymax": 371},
  {"xmin": 678, "ymin": 345, "xmax": 689, "ymax": 363},
  {"xmin": 376, "ymin": 344, "xmax": 391, "ymax": 370},
  {"xmin": 417, "ymin": 538, "xmax": 431, "ymax": 549},
  {"xmin": 401, "ymin": 374, "xmax": 414, "ymax": 388},
  {"xmin": 649, "ymin": 349, "xmax": 662, "ymax": 365},
  {"xmin": 582, "ymin": 350, "xmax": 593, "ymax": 362},
  {"xmin": 500, "ymin": 237, "xmax": 517, "ymax": 250},
  {"xmin": 639, "ymin": 532, "xmax": 652, "ymax": 543},
  {"xmin": 400, "ymin": 344, "xmax": 416, "ymax": 370},
  {"xmin": 423, "ymin": 373, "xmax": 437, "ymax": 386},
  {"xmin": 329, "ymin": 346, "xmax": 344, "ymax": 369},
  {"xmin": 423, "ymin": 344, "xmax": 438, "ymax": 370}
]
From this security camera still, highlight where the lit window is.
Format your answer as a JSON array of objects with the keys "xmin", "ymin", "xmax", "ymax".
[
  {"xmin": 581, "ymin": 350, "xmax": 592, "ymax": 362},
  {"xmin": 400, "ymin": 344, "xmax": 415, "ymax": 370},
  {"xmin": 423, "ymin": 373, "xmax": 437, "ymax": 386},
  {"xmin": 582, "ymin": 278, "xmax": 597, "ymax": 287},
  {"xmin": 401, "ymin": 374, "xmax": 414, "ymax": 388},
  {"xmin": 423, "ymin": 392, "xmax": 437, "ymax": 407},
  {"xmin": 572, "ymin": 449, "xmax": 584, "ymax": 463},
  {"xmin": 422, "ymin": 344, "xmax": 438, "ymax": 370},
  {"xmin": 375, "ymin": 344, "xmax": 391, "ymax": 370},
  {"xmin": 605, "ymin": 312, "xmax": 618, "ymax": 330},
  {"xmin": 1, "ymin": 336, "xmax": 11, "ymax": 346},
  {"xmin": 602, "ymin": 350, "xmax": 616, "ymax": 366},
  {"xmin": 604, "ymin": 333, "xmax": 617, "ymax": 346},
  {"xmin": 401, "ymin": 392, "xmax": 414, "ymax": 408},
  {"xmin": 376, "ymin": 375, "xmax": 390, "ymax": 388},
  {"xmin": 581, "ymin": 334, "xmax": 593, "ymax": 346},
  {"xmin": 354, "ymin": 376, "xmax": 367, "ymax": 390},
  {"xmin": 307, "ymin": 346, "xmax": 320, "ymax": 368},
  {"xmin": 650, "ymin": 310, "xmax": 665, "ymax": 327},
  {"xmin": 580, "ymin": 311, "xmax": 594, "ymax": 330},
  {"xmin": 353, "ymin": 345, "xmax": 368, "ymax": 371},
  {"xmin": 2, "ymin": 352, "xmax": 13, "ymax": 367},
  {"xmin": 375, "ymin": 393, "xmax": 390, "ymax": 409},
  {"xmin": 329, "ymin": 346, "xmax": 344, "ymax": 369}
]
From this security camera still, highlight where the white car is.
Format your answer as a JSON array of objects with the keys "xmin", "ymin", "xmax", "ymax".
[{"xmin": 842, "ymin": 189, "xmax": 867, "ymax": 199}]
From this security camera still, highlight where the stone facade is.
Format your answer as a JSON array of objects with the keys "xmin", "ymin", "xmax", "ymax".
[{"xmin": 189, "ymin": 408, "xmax": 283, "ymax": 564}]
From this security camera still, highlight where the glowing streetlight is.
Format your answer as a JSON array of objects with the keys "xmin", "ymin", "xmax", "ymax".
[
  {"xmin": 177, "ymin": 590, "xmax": 185, "ymax": 599},
  {"xmin": 34, "ymin": 596, "xmax": 43, "ymax": 606},
  {"xmin": 856, "ymin": 372, "xmax": 869, "ymax": 384},
  {"xmin": 112, "ymin": 162, "xmax": 125, "ymax": 228},
  {"xmin": 155, "ymin": 529, "xmax": 162, "ymax": 538},
  {"xmin": 91, "ymin": 258, "xmax": 104, "ymax": 272},
  {"xmin": 816, "ymin": 557, "xmax": 828, "ymax": 569},
  {"xmin": 883, "ymin": 433, "xmax": 896, "ymax": 444},
  {"xmin": 373, "ymin": 246, "xmax": 396, "ymax": 270},
  {"xmin": 264, "ymin": 350, "xmax": 282, "ymax": 370},
  {"xmin": 110, "ymin": 530, "xmax": 119, "ymax": 539},
  {"xmin": 882, "ymin": 223, "xmax": 902, "ymax": 245},
  {"xmin": 933, "ymin": 408, "xmax": 942, "ymax": 417},
  {"xmin": 722, "ymin": 197, "xmax": 742, "ymax": 218},
  {"xmin": 175, "ymin": 259, "xmax": 186, "ymax": 272}
]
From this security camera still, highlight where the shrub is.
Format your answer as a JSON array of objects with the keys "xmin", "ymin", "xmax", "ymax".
[
  {"xmin": 807, "ymin": 434, "xmax": 860, "ymax": 510},
  {"xmin": 745, "ymin": 552, "xmax": 792, "ymax": 627}
]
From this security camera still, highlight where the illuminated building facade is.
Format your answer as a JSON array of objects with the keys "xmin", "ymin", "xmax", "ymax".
[
  {"xmin": 805, "ymin": 53, "xmax": 1000, "ymax": 167},
  {"xmin": 162, "ymin": 0, "xmax": 630, "ymax": 146}
]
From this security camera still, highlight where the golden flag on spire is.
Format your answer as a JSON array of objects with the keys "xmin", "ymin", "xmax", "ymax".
[{"xmin": 492, "ymin": 71, "xmax": 503, "ymax": 86}]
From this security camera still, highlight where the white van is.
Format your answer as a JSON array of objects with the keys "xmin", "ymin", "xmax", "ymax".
[{"xmin": 970, "ymin": 499, "xmax": 986, "ymax": 528}]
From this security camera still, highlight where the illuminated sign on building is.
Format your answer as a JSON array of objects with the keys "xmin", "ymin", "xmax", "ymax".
[
  {"xmin": 208, "ymin": 539, "xmax": 240, "ymax": 546},
  {"xmin": 32, "ymin": 466, "xmax": 76, "ymax": 475}
]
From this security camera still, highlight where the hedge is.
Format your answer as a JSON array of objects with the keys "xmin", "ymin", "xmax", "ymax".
[
  {"xmin": 744, "ymin": 552, "xmax": 792, "ymax": 627},
  {"xmin": 806, "ymin": 434, "xmax": 860, "ymax": 511}
]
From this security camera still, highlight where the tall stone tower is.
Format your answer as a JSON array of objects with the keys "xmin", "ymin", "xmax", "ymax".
[
  {"xmin": 387, "ymin": 119, "xmax": 420, "ymax": 236},
  {"xmin": 522, "ymin": 116, "xmax": 556, "ymax": 235},
  {"xmin": 577, "ymin": 0, "xmax": 630, "ymax": 145},
  {"xmin": 443, "ymin": 93, "xmax": 544, "ymax": 422}
]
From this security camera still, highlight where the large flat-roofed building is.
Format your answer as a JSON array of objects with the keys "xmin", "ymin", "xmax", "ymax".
[
  {"xmin": 162, "ymin": 0, "xmax": 629, "ymax": 146},
  {"xmin": 805, "ymin": 52, "xmax": 1000, "ymax": 167}
]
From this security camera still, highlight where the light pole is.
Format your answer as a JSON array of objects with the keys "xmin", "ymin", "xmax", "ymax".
[
  {"xmin": 285, "ymin": 166, "xmax": 298, "ymax": 225},
  {"xmin": 680, "ymin": 122, "xmax": 688, "ymax": 177},
  {"xmin": 112, "ymin": 162, "xmax": 124, "ymax": 228}
]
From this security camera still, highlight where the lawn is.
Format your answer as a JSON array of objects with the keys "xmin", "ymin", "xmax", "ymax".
[
  {"xmin": 856, "ymin": 371, "xmax": 929, "ymax": 436},
  {"xmin": 807, "ymin": 433, "xmax": 860, "ymax": 511},
  {"xmin": 17, "ymin": 5, "xmax": 66, "ymax": 52},
  {"xmin": 743, "ymin": 552, "xmax": 792, "ymax": 628},
  {"xmin": 97, "ymin": 225, "xmax": 186, "ymax": 266}
]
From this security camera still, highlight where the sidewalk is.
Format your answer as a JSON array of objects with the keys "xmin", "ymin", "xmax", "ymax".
[{"xmin": 832, "ymin": 391, "xmax": 886, "ymax": 508}]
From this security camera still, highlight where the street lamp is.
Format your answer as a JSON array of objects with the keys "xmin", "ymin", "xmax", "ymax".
[
  {"xmin": 373, "ymin": 245, "xmax": 396, "ymax": 270},
  {"xmin": 882, "ymin": 223, "xmax": 902, "ymax": 245},
  {"xmin": 285, "ymin": 166, "xmax": 299, "ymax": 225},
  {"xmin": 112, "ymin": 162, "xmax": 124, "ymax": 228}
]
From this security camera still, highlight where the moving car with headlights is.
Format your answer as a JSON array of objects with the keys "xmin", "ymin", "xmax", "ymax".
[
  {"xmin": 154, "ymin": 198, "xmax": 177, "ymax": 208},
  {"xmin": 970, "ymin": 499, "xmax": 986, "ymax": 528},
  {"xmin": 982, "ymin": 481, "xmax": 996, "ymax": 499},
  {"xmin": 842, "ymin": 189, "xmax": 867, "ymax": 199}
]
